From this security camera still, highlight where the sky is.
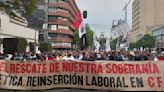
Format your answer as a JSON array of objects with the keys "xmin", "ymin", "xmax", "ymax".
[{"xmin": 76, "ymin": 0, "xmax": 132, "ymax": 37}]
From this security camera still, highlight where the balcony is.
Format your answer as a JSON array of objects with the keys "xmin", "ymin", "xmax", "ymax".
[
  {"xmin": 48, "ymin": 1, "xmax": 76, "ymax": 17},
  {"xmin": 66, "ymin": 0, "xmax": 79, "ymax": 14},
  {"xmin": 49, "ymin": 37, "xmax": 73, "ymax": 43},
  {"xmin": 48, "ymin": 11, "xmax": 74, "ymax": 22},
  {"xmin": 48, "ymin": 19, "xmax": 75, "ymax": 30},
  {"xmin": 48, "ymin": 29, "xmax": 74, "ymax": 37}
]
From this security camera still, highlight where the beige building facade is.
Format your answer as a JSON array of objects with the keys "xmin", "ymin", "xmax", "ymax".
[
  {"xmin": 130, "ymin": 0, "xmax": 164, "ymax": 42},
  {"xmin": 0, "ymin": 12, "xmax": 39, "ymax": 53}
]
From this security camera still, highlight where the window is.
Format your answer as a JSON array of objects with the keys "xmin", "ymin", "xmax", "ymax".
[
  {"xmin": 57, "ymin": 8, "xmax": 69, "ymax": 13},
  {"xmin": 58, "ymin": 25, "xmax": 69, "ymax": 30},
  {"xmin": 48, "ymin": 7, "xmax": 57, "ymax": 12},
  {"xmin": 156, "ymin": 35, "xmax": 162, "ymax": 40},
  {"xmin": 48, "ymin": 33, "xmax": 58, "ymax": 39},
  {"xmin": 48, "ymin": 16, "xmax": 58, "ymax": 21},
  {"xmin": 58, "ymin": 17, "xmax": 68, "ymax": 21},
  {"xmin": 48, "ymin": 0, "xmax": 59, "ymax": 3},
  {"xmin": 59, "ymin": 34, "xmax": 69, "ymax": 38},
  {"xmin": 48, "ymin": 24, "xmax": 57, "ymax": 30}
]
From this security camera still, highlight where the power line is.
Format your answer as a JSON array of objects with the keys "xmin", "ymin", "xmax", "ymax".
[{"xmin": 87, "ymin": 23, "xmax": 112, "ymax": 27}]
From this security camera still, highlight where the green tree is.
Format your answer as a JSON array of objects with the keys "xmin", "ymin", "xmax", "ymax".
[
  {"xmin": 136, "ymin": 34, "xmax": 155, "ymax": 48},
  {"xmin": 129, "ymin": 34, "xmax": 155, "ymax": 49},
  {"xmin": 39, "ymin": 42, "xmax": 52, "ymax": 52},
  {"xmin": 97, "ymin": 33, "xmax": 106, "ymax": 51},
  {"xmin": 0, "ymin": 0, "xmax": 39, "ymax": 17},
  {"xmin": 74, "ymin": 30, "xmax": 80, "ymax": 49},
  {"xmin": 129, "ymin": 42, "xmax": 137, "ymax": 50},
  {"xmin": 110, "ymin": 38, "xmax": 117, "ymax": 50},
  {"xmin": 86, "ymin": 25, "xmax": 93, "ymax": 48},
  {"xmin": 3, "ymin": 38, "xmax": 27, "ymax": 54}
]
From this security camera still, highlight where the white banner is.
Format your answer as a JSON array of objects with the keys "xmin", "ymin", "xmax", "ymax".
[{"xmin": 111, "ymin": 22, "xmax": 129, "ymax": 40}]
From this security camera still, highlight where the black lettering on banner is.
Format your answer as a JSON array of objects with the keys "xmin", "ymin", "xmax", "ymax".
[
  {"xmin": 72, "ymin": 75, "xmax": 77, "ymax": 85},
  {"xmin": 58, "ymin": 75, "xmax": 63, "ymax": 84},
  {"xmin": 97, "ymin": 77, "xmax": 103, "ymax": 86},
  {"xmin": 86, "ymin": 76, "xmax": 90, "ymax": 86},
  {"xmin": 116, "ymin": 77, "xmax": 123, "ymax": 87},
  {"xmin": 136, "ymin": 77, "xmax": 144, "ymax": 87},
  {"xmin": 7, "ymin": 76, "xmax": 23, "ymax": 86},
  {"xmin": 53, "ymin": 75, "xmax": 57, "ymax": 84},
  {"xmin": 47, "ymin": 76, "xmax": 52, "ymax": 85},
  {"xmin": 17, "ymin": 76, "xmax": 23, "ymax": 86},
  {"xmin": 63, "ymin": 75, "xmax": 69, "ymax": 84},
  {"xmin": 69, "ymin": 75, "xmax": 72, "ymax": 84},
  {"xmin": 92, "ymin": 77, "xmax": 97, "ymax": 86},
  {"xmin": 130, "ymin": 77, "xmax": 136, "ymax": 87},
  {"xmin": 104, "ymin": 77, "xmax": 109, "ymax": 87},
  {"xmin": 122, "ymin": 77, "xmax": 128, "ymax": 87},
  {"xmin": 9, "ymin": 76, "xmax": 12, "ymax": 85},
  {"xmin": 39, "ymin": 76, "xmax": 46, "ymax": 86},
  {"xmin": 37, "ymin": 76, "xmax": 39, "ymax": 86},
  {"xmin": 3, "ymin": 75, "xmax": 8, "ymax": 85},
  {"xmin": 77, "ymin": 75, "xmax": 83, "ymax": 85},
  {"xmin": 110, "ymin": 77, "xmax": 115, "ymax": 87},
  {"xmin": 27, "ymin": 76, "xmax": 32, "ymax": 86},
  {"xmin": 32, "ymin": 76, "xmax": 37, "ymax": 87},
  {"xmin": 130, "ymin": 77, "xmax": 144, "ymax": 88},
  {"xmin": 55, "ymin": 75, "xmax": 84, "ymax": 85},
  {"xmin": 12, "ymin": 76, "xmax": 17, "ymax": 86}
]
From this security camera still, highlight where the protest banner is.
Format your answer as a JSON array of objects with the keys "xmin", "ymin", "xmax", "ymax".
[{"xmin": 0, "ymin": 60, "xmax": 164, "ymax": 91}]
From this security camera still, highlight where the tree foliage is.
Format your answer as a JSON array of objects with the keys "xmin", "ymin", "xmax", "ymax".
[
  {"xmin": 74, "ymin": 30, "xmax": 80, "ymax": 49},
  {"xmin": 3, "ymin": 38, "xmax": 27, "ymax": 54},
  {"xmin": 86, "ymin": 25, "xmax": 93, "ymax": 48},
  {"xmin": 129, "ymin": 34, "xmax": 155, "ymax": 49},
  {"xmin": 110, "ymin": 38, "xmax": 117, "ymax": 50},
  {"xmin": 39, "ymin": 42, "xmax": 52, "ymax": 52},
  {"xmin": 97, "ymin": 33, "xmax": 106, "ymax": 51},
  {"xmin": 0, "ymin": 0, "xmax": 39, "ymax": 17}
]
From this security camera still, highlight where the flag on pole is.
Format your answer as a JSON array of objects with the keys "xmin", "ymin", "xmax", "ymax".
[
  {"xmin": 120, "ymin": 32, "xmax": 129, "ymax": 49},
  {"xmin": 93, "ymin": 32, "xmax": 97, "ymax": 47},
  {"xmin": 95, "ymin": 41, "xmax": 100, "ymax": 53},
  {"xmin": 79, "ymin": 23, "xmax": 86, "ymax": 38},
  {"xmin": 105, "ymin": 37, "xmax": 111, "ymax": 52},
  {"xmin": 93, "ymin": 32, "xmax": 99, "ymax": 52},
  {"xmin": 116, "ymin": 38, "xmax": 120, "ymax": 51},
  {"xmin": 73, "ymin": 11, "xmax": 82, "ymax": 30},
  {"xmin": 79, "ymin": 23, "xmax": 88, "ymax": 50}
]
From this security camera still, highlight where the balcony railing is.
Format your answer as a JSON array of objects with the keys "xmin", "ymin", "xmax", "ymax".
[
  {"xmin": 48, "ymin": 29, "xmax": 74, "ymax": 36},
  {"xmin": 48, "ymin": 37, "xmax": 73, "ymax": 43}
]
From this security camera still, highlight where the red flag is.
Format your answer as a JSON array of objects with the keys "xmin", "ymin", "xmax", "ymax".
[{"xmin": 73, "ymin": 11, "xmax": 83, "ymax": 30}]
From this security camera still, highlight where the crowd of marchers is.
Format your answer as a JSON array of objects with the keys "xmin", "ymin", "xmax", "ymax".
[{"xmin": 0, "ymin": 49, "xmax": 164, "ymax": 61}]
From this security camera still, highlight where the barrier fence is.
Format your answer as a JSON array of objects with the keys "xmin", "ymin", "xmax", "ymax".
[{"xmin": 0, "ymin": 60, "xmax": 164, "ymax": 91}]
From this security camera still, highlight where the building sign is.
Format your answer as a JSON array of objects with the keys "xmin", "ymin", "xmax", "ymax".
[
  {"xmin": 52, "ymin": 42, "xmax": 71, "ymax": 47},
  {"xmin": 0, "ymin": 60, "xmax": 164, "ymax": 91}
]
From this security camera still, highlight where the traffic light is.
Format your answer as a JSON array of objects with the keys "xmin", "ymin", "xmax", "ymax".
[{"xmin": 83, "ymin": 11, "xmax": 87, "ymax": 19}]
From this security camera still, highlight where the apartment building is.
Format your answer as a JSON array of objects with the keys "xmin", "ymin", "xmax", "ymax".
[
  {"xmin": 130, "ymin": 0, "xmax": 164, "ymax": 42},
  {"xmin": 45, "ymin": 0, "xmax": 81, "ymax": 50}
]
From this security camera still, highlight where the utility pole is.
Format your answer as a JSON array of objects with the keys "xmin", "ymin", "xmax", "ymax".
[{"xmin": 122, "ymin": 0, "xmax": 131, "ymax": 22}]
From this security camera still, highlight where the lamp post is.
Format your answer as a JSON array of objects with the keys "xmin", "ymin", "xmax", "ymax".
[{"xmin": 122, "ymin": 0, "xmax": 131, "ymax": 22}]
